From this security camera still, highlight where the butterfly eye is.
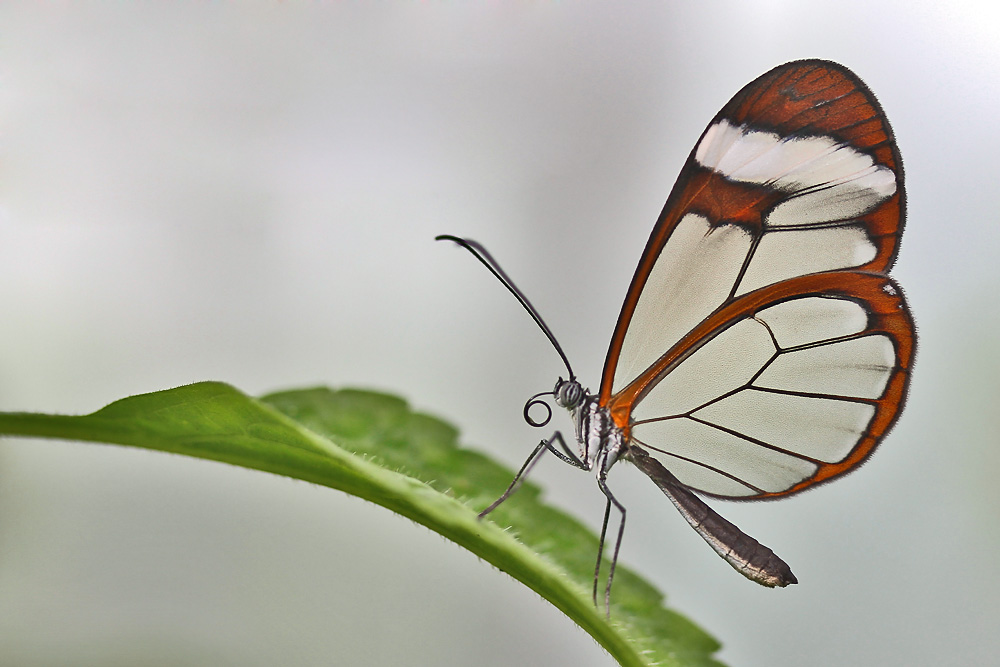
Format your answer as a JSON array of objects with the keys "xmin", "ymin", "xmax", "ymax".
[{"xmin": 555, "ymin": 379, "xmax": 585, "ymax": 410}]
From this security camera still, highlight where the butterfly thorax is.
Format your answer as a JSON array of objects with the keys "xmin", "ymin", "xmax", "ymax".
[{"xmin": 554, "ymin": 378, "xmax": 624, "ymax": 473}]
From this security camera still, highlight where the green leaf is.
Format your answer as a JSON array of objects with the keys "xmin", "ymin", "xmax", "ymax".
[{"xmin": 0, "ymin": 382, "xmax": 723, "ymax": 667}]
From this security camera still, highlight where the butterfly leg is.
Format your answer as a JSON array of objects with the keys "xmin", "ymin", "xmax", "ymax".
[
  {"xmin": 478, "ymin": 431, "xmax": 588, "ymax": 519},
  {"xmin": 478, "ymin": 439, "xmax": 546, "ymax": 518},
  {"xmin": 594, "ymin": 463, "xmax": 626, "ymax": 615},
  {"xmin": 543, "ymin": 429, "xmax": 589, "ymax": 469}
]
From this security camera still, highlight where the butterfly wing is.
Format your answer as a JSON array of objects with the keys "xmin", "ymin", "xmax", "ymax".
[{"xmin": 601, "ymin": 60, "xmax": 914, "ymax": 501}]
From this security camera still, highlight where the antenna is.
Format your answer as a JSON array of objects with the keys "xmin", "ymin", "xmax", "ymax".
[{"xmin": 436, "ymin": 235, "xmax": 575, "ymax": 381}]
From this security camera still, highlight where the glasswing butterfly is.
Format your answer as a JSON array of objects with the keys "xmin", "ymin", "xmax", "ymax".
[{"xmin": 439, "ymin": 59, "xmax": 915, "ymax": 612}]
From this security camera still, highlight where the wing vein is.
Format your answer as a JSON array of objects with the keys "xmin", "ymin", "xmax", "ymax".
[{"xmin": 632, "ymin": 435, "xmax": 768, "ymax": 494}]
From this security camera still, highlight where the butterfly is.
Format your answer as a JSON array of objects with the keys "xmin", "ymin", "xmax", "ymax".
[{"xmin": 438, "ymin": 59, "xmax": 915, "ymax": 612}]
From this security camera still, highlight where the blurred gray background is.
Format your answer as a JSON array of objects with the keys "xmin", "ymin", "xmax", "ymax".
[{"xmin": 1, "ymin": 2, "xmax": 997, "ymax": 666}]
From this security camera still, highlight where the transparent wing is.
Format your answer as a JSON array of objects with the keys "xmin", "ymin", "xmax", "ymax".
[
  {"xmin": 617, "ymin": 271, "xmax": 914, "ymax": 499},
  {"xmin": 600, "ymin": 60, "xmax": 905, "ymax": 402}
]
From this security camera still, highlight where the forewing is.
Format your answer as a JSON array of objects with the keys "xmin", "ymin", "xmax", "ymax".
[{"xmin": 600, "ymin": 60, "xmax": 905, "ymax": 402}]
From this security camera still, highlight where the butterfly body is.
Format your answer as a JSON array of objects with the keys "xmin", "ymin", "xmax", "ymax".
[{"xmin": 555, "ymin": 379, "xmax": 621, "ymax": 471}]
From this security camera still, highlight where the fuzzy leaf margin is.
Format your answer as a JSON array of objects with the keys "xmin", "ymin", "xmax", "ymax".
[{"xmin": 0, "ymin": 382, "xmax": 723, "ymax": 667}]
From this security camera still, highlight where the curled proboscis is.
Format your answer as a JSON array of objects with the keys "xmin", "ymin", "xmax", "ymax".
[{"xmin": 522, "ymin": 391, "xmax": 555, "ymax": 428}]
